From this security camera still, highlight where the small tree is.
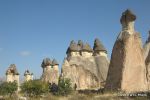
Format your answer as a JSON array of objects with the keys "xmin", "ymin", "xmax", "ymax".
[
  {"xmin": 0, "ymin": 81, "xmax": 18, "ymax": 97},
  {"xmin": 20, "ymin": 79, "xmax": 49, "ymax": 97},
  {"xmin": 57, "ymin": 78, "xmax": 72, "ymax": 96}
]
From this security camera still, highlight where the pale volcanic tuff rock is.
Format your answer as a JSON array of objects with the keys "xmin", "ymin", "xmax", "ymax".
[
  {"xmin": 61, "ymin": 39, "xmax": 109, "ymax": 90},
  {"xmin": 24, "ymin": 70, "xmax": 33, "ymax": 81},
  {"xmin": 41, "ymin": 58, "xmax": 59, "ymax": 84},
  {"xmin": 105, "ymin": 9, "xmax": 148, "ymax": 93},
  {"xmin": 6, "ymin": 64, "xmax": 20, "ymax": 91},
  {"xmin": 6, "ymin": 64, "xmax": 20, "ymax": 83},
  {"xmin": 143, "ymin": 31, "xmax": 150, "ymax": 89}
]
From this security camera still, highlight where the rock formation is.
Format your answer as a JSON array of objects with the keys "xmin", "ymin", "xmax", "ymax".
[
  {"xmin": 105, "ymin": 9, "xmax": 148, "ymax": 93},
  {"xmin": 6, "ymin": 64, "xmax": 19, "ymax": 83},
  {"xmin": 24, "ymin": 70, "xmax": 33, "ymax": 81},
  {"xmin": 6, "ymin": 64, "xmax": 20, "ymax": 90},
  {"xmin": 61, "ymin": 39, "xmax": 109, "ymax": 90},
  {"xmin": 143, "ymin": 31, "xmax": 150, "ymax": 89},
  {"xmin": 41, "ymin": 58, "xmax": 59, "ymax": 84}
]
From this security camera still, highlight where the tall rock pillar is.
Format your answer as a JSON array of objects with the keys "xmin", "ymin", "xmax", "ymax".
[
  {"xmin": 105, "ymin": 9, "xmax": 148, "ymax": 93},
  {"xmin": 41, "ymin": 58, "xmax": 59, "ymax": 84}
]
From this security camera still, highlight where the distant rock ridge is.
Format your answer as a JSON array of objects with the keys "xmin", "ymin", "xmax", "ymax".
[
  {"xmin": 61, "ymin": 39, "xmax": 109, "ymax": 90},
  {"xmin": 105, "ymin": 9, "xmax": 148, "ymax": 93}
]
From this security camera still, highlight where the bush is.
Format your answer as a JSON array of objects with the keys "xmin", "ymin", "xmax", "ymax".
[
  {"xmin": 58, "ymin": 78, "xmax": 72, "ymax": 96},
  {"xmin": 49, "ymin": 78, "xmax": 72, "ymax": 96},
  {"xmin": 49, "ymin": 78, "xmax": 73, "ymax": 96},
  {"xmin": 0, "ymin": 81, "xmax": 18, "ymax": 97},
  {"xmin": 20, "ymin": 79, "xmax": 49, "ymax": 97},
  {"xmin": 49, "ymin": 83, "xmax": 59, "ymax": 95}
]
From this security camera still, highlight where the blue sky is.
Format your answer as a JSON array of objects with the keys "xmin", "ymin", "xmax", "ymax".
[{"xmin": 0, "ymin": 0, "xmax": 150, "ymax": 79}]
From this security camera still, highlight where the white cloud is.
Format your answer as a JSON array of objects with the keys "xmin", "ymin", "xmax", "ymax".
[{"xmin": 20, "ymin": 51, "xmax": 31, "ymax": 57}]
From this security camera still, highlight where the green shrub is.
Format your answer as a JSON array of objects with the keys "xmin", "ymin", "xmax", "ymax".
[
  {"xmin": 20, "ymin": 79, "xmax": 49, "ymax": 97},
  {"xmin": 58, "ymin": 78, "xmax": 72, "ymax": 96},
  {"xmin": 0, "ymin": 81, "xmax": 18, "ymax": 97},
  {"xmin": 49, "ymin": 78, "xmax": 72, "ymax": 96}
]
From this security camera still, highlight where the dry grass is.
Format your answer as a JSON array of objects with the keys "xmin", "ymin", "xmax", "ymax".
[
  {"xmin": 43, "ymin": 92, "xmax": 149, "ymax": 100},
  {"xmin": 1, "ymin": 92, "xmax": 149, "ymax": 100}
]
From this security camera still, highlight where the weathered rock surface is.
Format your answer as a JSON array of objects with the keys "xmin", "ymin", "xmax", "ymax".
[
  {"xmin": 24, "ymin": 70, "xmax": 33, "ymax": 81},
  {"xmin": 61, "ymin": 39, "xmax": 109, "ymax": 90},
  {"xmin": 41, "ymin": 58, "xmax": 59, "ymax": 84},
  {"xmin": 6, "ymin": 64, "xmax": 19, "ymax": 83},
  {"xmin": 105, "ymin": 9, "xmax": 148, "ymax": 93},
  {"xmin": 6, "ymin": 64, "xmax": 20, "ymax": 91}
]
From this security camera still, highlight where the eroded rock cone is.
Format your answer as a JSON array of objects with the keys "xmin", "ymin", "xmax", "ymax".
[
  {"xmin": 41, "ymin": 58, "xmax": 59, "ymax": 84},
  {"xmin": 105, "ymin": 9, "xmax": 148, "ymax": 93},
  {"xmin": 61, "ymin": 40, "xmax": 109, "ymax": 90}
]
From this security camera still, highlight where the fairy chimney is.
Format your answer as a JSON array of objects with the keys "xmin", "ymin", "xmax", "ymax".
[
  {"xmin": 6, "ymin": 64, "xmax": 19, "ymax": 83},
  {"xmin": 61, "ymin": 39, "xmax": 109, "ymax": 90},
  {"xmin": 24, "ymin": 70, "xmax": 33, "ymax": 81},
  {"xmin": 93, "ymin": 38, "xmax": 107, "ymax": 57},
  {"xmin": 6, "ymin": 64, "xmax": 20, "ymax": 91},
  {"xmin": 81, "ymin": 43, "xmax": 93, "ymax": 57},
  {"xmin": 41, "ymin": 58, "xmax": 59, "ymax": 84},
  {"xmin": 105, "ymin": 9, "xmax": 148, "ymax": 93},
  {"xmin": 66, "ymin": 40, "xmax": 80, "ymax": 57},
  {"xmin": 51, "ymin": 59, "xmax": 59, "ymax": 84}
]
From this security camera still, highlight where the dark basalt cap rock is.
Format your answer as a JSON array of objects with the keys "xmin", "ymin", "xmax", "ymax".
[
  {"xmin": 66, "ymin": 40, "xmax": 79, "ymax": 54},
  {"xmin": 52, "ymin": 59, "xmax": 59, "ymax": 65},
  {"xmin": 24, "ymin": 70, "xmax": 31, "ymax": 76},
  {"xmin": 78, "ymin": 40, "xmax": 83, "ymax": 47},
  {"xmin": 120, "ymin": 9, "xmax": 136, "ymax": 24},
  {"xmin": 78, "ymin": 40, "xmax": 83, "ymax": 51},
  {"xmin": 93, "ymin": 38, "xmax": 107, "ymax": 53},
  {"xmin": 6, "ymin": 64, "xmax": 19, "ymax": 75},
  {"xmin": 82, "ymin": 43, "xmax": 93, "ymax": 52},
  {"xmin": 41, "ymin": 58, "xmax": 52, "ymax": 68}
]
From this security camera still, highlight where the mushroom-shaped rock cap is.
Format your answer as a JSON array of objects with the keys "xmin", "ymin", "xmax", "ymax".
[
  {"xmin": 66, "ymin": 40, "xmax": 79, "ymax": 54},
  {"xmin": 120, "ymin": 9, "xmax": 136, "ymax": 24},
  {"xmin": 82, "ymin": 43, "xmax": 93, "ymax": 52},
  {"xmin": 52, "ymin": 59, "xmax": 59, "ymax": 65},
  {"xmin": 24, "ymin": 70, "xmax": 31, "ymax": 76},
  {"xmin": 78, "ymin": 40, "xmax": 83, "ymax": 47},
  {"xmin": 41, "ymin": 58, "xmax": 52, "ymax": 68},
  {"xmin": 78, "ymin": 40, "xmax": 83, "ymax": 51},
  {"xmin": 93, "ymin": 38, "xmax": 107, "ymax": 53},
  {"xmin": 6, "ymin": 64, "xmax": 19, "ymax": 75}
]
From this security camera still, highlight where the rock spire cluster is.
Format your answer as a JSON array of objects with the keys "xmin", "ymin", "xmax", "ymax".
[{"xmin": 61, "ymin": 39, "xmax": 109, "ymax": 90}]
